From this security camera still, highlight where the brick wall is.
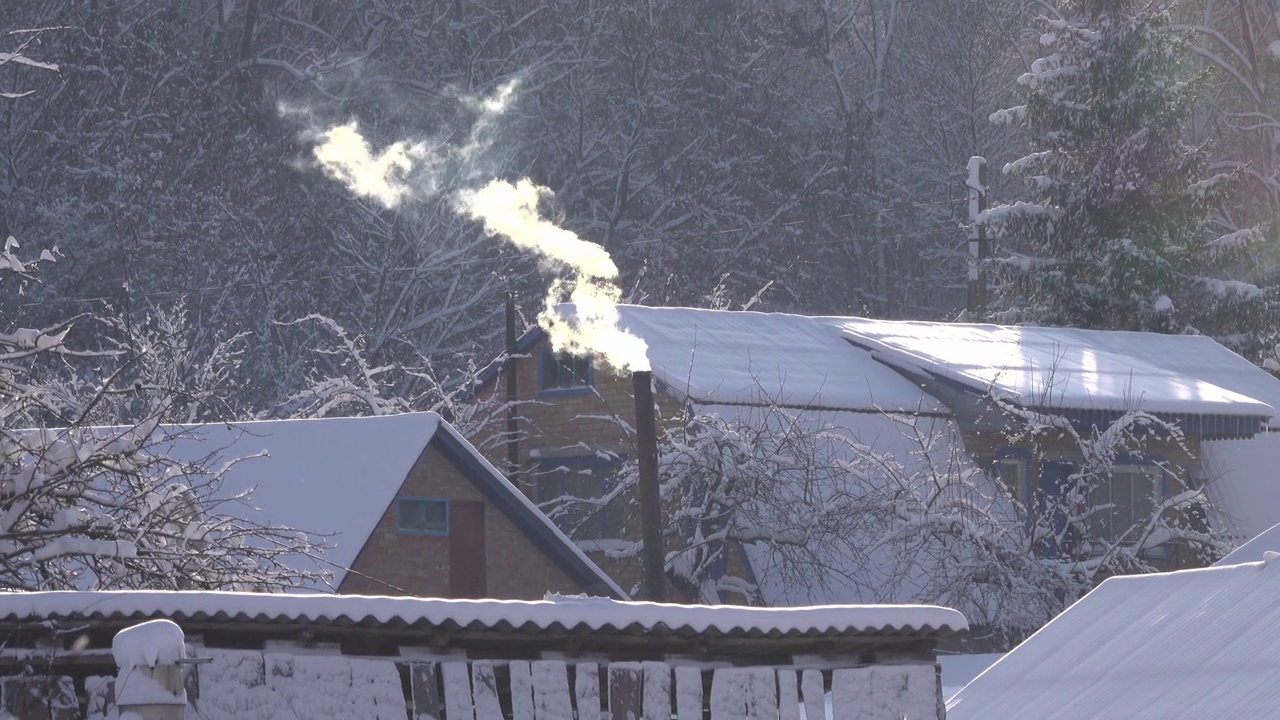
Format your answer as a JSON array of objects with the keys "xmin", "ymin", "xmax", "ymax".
[
  {"xmin": 338, "ymin": 443, "xmax": 591, "ymax": 599},
  {"xmin": 476, "ymin": 339, "xmax": 688, "ymax": 599}
]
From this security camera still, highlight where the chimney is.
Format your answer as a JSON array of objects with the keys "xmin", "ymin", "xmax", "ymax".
[{"xmin": 632, "ymin": 370, "xmax": 666, "ymax": 602}]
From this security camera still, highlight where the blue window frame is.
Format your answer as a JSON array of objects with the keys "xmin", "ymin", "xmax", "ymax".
[
  {"xmin": 1037, "ymin": 456, "xmax": 1170, "ymax": 558},
  {"xmin": 396, "ymin": 497, "xmax": 449, "ymax": 535},
  {"xmin": 537, "ymin": 348, "xmax": 593, "ymax": 395},
  {"xmin": 535, "ymin": 456, "xmax": 626, "ymax": 540}
]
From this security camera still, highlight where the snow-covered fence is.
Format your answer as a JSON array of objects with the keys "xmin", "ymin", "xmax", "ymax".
[
  {"xmin": 77, "ymin": 654, "xmax": 942, "ymax": 720},
  {"xmin": 0, "ymin": 592, "xmax": 960, "ymax": 720}
]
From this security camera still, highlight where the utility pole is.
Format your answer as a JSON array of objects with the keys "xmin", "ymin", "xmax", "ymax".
[{"xmin": 967, "ymin": 156, "xmax": 989, "ymax": 316}]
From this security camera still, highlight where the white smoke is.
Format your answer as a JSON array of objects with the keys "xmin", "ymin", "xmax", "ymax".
[
  {"xmin": 312, "ymin": 123, "xmax": 425, "ymax": 208},
  {"xmin": 458, "ymin": 179, "xmax": 650, "ymax": 372},
  {"xmin": 307, "ymin": 83, "xmax": 650, "ymax": 372}
]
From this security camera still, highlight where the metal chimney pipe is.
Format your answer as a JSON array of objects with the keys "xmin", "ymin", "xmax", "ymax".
[{"xmin": 632, "ymin": 370, "xmax": 666, "ymax": 602}]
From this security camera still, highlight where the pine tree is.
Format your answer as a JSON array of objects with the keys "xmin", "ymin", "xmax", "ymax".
[{"xmin": 985, "ymin": 0, "xmax": 1273, "ymax": 348}]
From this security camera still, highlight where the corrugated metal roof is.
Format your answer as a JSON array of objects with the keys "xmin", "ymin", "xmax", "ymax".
[
  {"xmin": 948, "ymin": 560, "xmax": 1280, "ymax": 719},
  {"xmin": 827, "ymin": 318, "xmax": 1278, "ymax": 423},
  {"xmin": 0, "ymin": 591, "xmax": 966, "ymax": 638}
]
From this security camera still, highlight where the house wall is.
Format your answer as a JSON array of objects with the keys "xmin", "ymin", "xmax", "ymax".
[
  {"xmin": 338, "ymin": 443, "xmax": 588, "ymax": 599},
  {"xmin": 966, "ymin": 429, "xmax": 1208, "ymax": 570}
]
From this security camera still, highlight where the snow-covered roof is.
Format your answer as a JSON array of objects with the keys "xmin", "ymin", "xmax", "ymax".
[
  {"xmin": 589, "ymin": 305, "xmax": 946, "ymax": 413},
  {"xmin": 0, "ymin": 590, "xmax": 966, "ymax": 637},
  {"xmin": 1214, "ymin": 522, "xmax": 1280, "ymax": 566},
  {"xmin": 825, "ymin": 318, "xmax": 1277, "ymax": 423},
  {"xmin": 947, "ymin": 560, "xmax": 1280, "ymax": 719},
  {"xmin": 162, "ymin": 414, "xmax": 438, "ymax": 589},
  {"xmin": 154, "ymin": 413, "xmax": 623, "ymax": 597}
]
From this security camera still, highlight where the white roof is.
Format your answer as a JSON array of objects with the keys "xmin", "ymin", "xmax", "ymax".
[
  {"xmin": 0, "ymin": 590, "xmax": 967, "ymax": 636},
  {"xmin": 607, "ymin": 305, "xmax": 944, "ymax": 413},
  {"xmin": 1215, "ymin": 522, "xmax": 1280, "ymax": 566},
  {"xmin": 156, "ymin": 413, "xmax": 623, "ymax": 596},
  {"xmin": 161, "ymin": 413, "xmax": 440, "ymax": 589},
  {"xmin": 825, "ymin": 318, "xmax": 1277, "ymax": 420},
  {"xmin": 947, "ymin": 560, "xmax": 1280, "ymax": 719}
]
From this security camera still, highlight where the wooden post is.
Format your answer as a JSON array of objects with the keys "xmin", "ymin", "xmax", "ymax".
[
  {"xmin": 505, "ymin": 293, "xmax": 520, "ymax": 478},
  {"xmin": 967, "ymin": 156, "xmax": 989, "ymax": 316},
  {"xmin": 633, "ymin": 370, "xmax": 666, "ymax": 602}
]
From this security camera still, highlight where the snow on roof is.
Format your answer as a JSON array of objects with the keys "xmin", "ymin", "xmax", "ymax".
[
  {"xmin": 1214, "ymin": 522, "xmax": 1280, "ymax": 566},
  {"xmin": 947, "ymin": 561, "xmax": 1280, "ymax": 719},
  {"xmin": 162, "ymin": 413, "xmax": 441, "ymax": 589},
  {"xmin": 155, "ymin": 413, "xmax": 623, "ymax": 597},
  {"xmin": 602, "ymin": 305, "xmax": 945, "ymax": 413},
  {"xmin": 825, "ymin": 318, "xmax": 1277, "ymax": 421},
  {"xmin": 0, "ymin": 590, "xmax": 966, "ymax": 637}
]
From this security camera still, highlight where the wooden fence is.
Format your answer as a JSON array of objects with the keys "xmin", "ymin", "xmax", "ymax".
[{"xmin": 408, "ymin": 659, "xmax": 941, "ymax": 720}]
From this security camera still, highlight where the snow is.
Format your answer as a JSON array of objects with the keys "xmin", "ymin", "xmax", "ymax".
[
  {"xmin": 112, "ymin": 619, "xmax": 185, "ymax": 670},
  {"xmin": 1202, "ymin": 433, "xmax": 1280, "ymax": 540},
  {"xmin": 0, "ymin": 589, "xmax": 967, "ymax": 636},
  {"xmin": 185, "ymin": 649, "xmax": 404, "ymax": 720},
  {"xmin": 154, "ymin": 413, "xmax": 442, "ymax": 588},
  {"xmin": 825, "ymin": 318, "xmax": 1279, "ymax": 421},
  {"xmin": 947, "ymin": 561, "xmax": 1280, "ymax": 720},
  {"xmin": 937, "ymin": 653, "xmax": 1002, "ymax": 700},
  {"xmin": 144, "ymin": 411, "xmax": 622, "ymax": 597},
  {"xmin": 1215, "ymin": 522, "xmax": 1280, "ymax": 566},
  {"xmin": 831, "ymin": 665, "xmax": 937, "ymax": 720},
  {"xmin": 717, "ymin": 405, "xmax": 988, "ymax": 606},
  {"xmin": 596, "ymin": 305, "xmax": 945, "ymax": 413}
]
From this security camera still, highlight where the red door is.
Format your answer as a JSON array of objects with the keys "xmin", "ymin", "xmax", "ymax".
[{"xmin": 448, "ymin": 501, "xmax": 487, "ymax": 598}]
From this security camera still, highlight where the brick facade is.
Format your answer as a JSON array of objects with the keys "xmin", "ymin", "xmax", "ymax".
[
  {"xmin": 338, "ymin": 442, "xmax": 591, "ymax": 599},
  {"xmin": 478, "ymin": 339, "xmax": 688, "ymax": 599}
]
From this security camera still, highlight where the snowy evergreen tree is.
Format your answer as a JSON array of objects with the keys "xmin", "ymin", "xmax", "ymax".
[{"xmin": 985, "ymin": 0, "xmax": 1274, "ymax": 348}]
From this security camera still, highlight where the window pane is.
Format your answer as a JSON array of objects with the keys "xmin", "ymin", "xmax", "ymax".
[{"xmin": 398, "ymin": 498, "xmax": 448, "ymax": 534}]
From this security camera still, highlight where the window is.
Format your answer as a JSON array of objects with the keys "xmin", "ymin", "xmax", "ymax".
[
  {"xmin": 397, "ymin": 497, "xmax": 449, "ymax": 535},
  {"xmin": 535, "ymin": 457, "xmax": 626, "ymax": 540},
  {"xmin": 538, "ymin": 348, "xmax": 592, "ymax": 393},
  {"xmin": 1087, "ymin": 465, "xmax": 1161, "ymax": 543},
  {"xmin": 993, "ymin": 452, "xmax": 1030, "ymax": 505}
]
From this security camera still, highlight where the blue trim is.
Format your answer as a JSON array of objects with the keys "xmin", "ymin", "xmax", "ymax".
[
  {"xmin": 395, "ymin": 497, "xmax": 450, "ymax": 536},
  {"xmin": 536, "ymin": 347, "xmax": 595, "ymax": 396},
  {"xmin": 430, "ymin": 428, "xmax": 624, "ymax": 598}
]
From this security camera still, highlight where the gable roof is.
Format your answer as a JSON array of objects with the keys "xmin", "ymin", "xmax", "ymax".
[
  {"xmin": 947, "ymin": 560, "xmax": 1280, "ymax": 719},
  {"xmin": 828, "ymin": 318, "xmax": 1277, "ymax": 435},
  {"xmin": 1214, "ymin": 521, "xmax": 1280, "ymax": 566},
  {"xmin": 154, "ymin": 413, "xmax": 624, "ymax": 598}
]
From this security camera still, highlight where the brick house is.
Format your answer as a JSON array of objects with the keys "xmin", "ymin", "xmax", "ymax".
[
  {"xmin": 473, "ymin": 304, "xmax": 1280, "ymax": 601},
  {"xmin": 163, "ymin": 413, "xmax": 624, "ymax": 600}
]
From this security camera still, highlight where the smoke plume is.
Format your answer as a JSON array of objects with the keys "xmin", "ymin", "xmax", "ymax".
[
  {"xmin": 307, "ymin": 83, "xmax": 650, "ymax": 372},
  {"xmin": 458, "ymin": 179, "xmax": 650, "ymax": 372},
  {"xmin": 312, "ymin": 123, "xmax": 425, "ymax": 208}
]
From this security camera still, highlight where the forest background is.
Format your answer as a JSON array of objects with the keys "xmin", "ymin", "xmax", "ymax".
[{"xmin": 4, "ymin": 0, "xmax": 1279, "ymax": 417}]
